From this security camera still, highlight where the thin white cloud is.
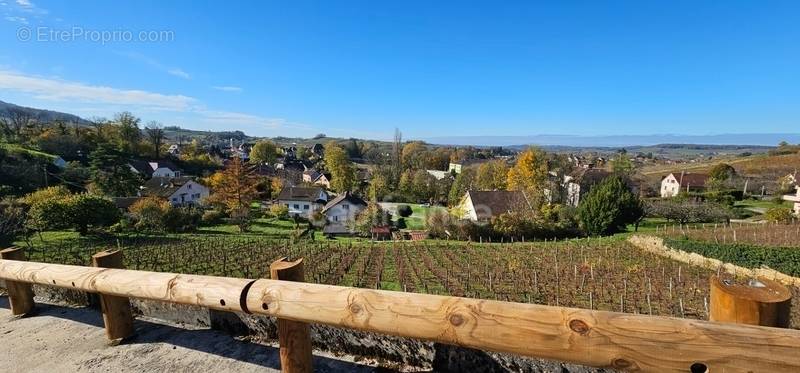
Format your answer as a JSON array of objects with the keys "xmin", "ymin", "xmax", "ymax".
[
  {"xmin": 4, "ymin": 15, "xmax": 27, "ymax": 24},
  {"xmin": 117, "ymin": 51, "xmax": 191, "ymax": 80},
  {"xmin": 15, "ymin": 0, "xmax": 45, "ymax": 14},
  {"xmin": 212, "ymin": 86, "xmax": 243, "ymax": 92},
  {"xmin": 167, "ymin": 68, "xmax": 190, "ymax": 79},
  {"xmin": 0, "ymin": 70, "xmax": 194, "ymax": 111},
  {"xmin": 0, "ymin": 70, "xmax": 311, "ymax": 134}
]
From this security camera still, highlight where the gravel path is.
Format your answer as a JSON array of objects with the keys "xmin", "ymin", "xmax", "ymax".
[{"xmin": 0, "ymin": 298, "xmax": 377, "ymax": 373}]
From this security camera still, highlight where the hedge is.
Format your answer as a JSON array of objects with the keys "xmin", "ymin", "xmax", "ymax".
[{"xmin": 664, "ymin": 238, "xmax": 800, "ymax": 277}]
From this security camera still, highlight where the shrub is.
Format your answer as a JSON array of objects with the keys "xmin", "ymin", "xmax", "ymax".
[
  {"xmin": 396, "ymin": 217, "xmax": 407, "ymax": 229},
  {"xmin": 426, "ymin": 209, "xmax": 454, "ymax": 239},
  {"xmin": 0, "ymin": 197, "xmax": 27, "ymax": 245},
  {"xmin": 26, "ymin": 197, "xmax": 73, "ymax": 231},
  {"xmin": 129, "ymin": 197, "xmax": 171, "ymax": 231},
  {"xmin": 27, "ymin": 193, "xmax": 119, "ymax": 234},
  {"xmin": 68, "ymin": 194, "xmax": 120, "ymax": 235},
  {"xmin": 397, "ymin": 204, "xmax": 413, "ymax": 218},
  {"xmin": 20, "ymin": 185, "xmax": 70, "ymax": 206},
  {"xmin": 164, "ymin": 206, "xmax": 203, "ymax": 232},
  {"xmin": 269, "ymin": 203, "xmax": 289, "ymax": 219},
  {"xmin": 201, "ymin": 209, "xmax": 225, "ymax": 225},
  {"xmin": 765, "ymin": 207, "xmax": 793, "ymax": 224}
]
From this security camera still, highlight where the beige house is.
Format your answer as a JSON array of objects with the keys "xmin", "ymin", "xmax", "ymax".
[
  {"xmin": 457, "ymin": 190, "xmax": 532, "ymax": 221},
  {"xmin": 661, "ymin": 172, "xmax": 708, "ymax": 198}
]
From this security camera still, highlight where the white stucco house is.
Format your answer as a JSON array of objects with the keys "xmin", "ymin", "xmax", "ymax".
[
  {"xmin": 457, "ymin": 190, "xmax": 531, "ymax": 221},
  {"xmin": 321, "ymin": 192, "xmax": 368, "ymax": 235},
  {"xmin": 276, "ymin": 186, "xmax": 329, "ymax": 218},
  {"xmin": 141, "ymin": 176, "xmax": 209, "ymax": 206},
  {"xmin": 783, "ymin": 187, "xmax": 800, "ymax": 216},
  {"xmin": 661, "ymin": 172, "xmax": 708, "ymax": 198},
  {"xmin": 129, "ymin": 160, "xmax": 182, "ymax": 179},
  {"xmin": 149, "ymin": 161, "xmax": 181, "ymax": 178}
]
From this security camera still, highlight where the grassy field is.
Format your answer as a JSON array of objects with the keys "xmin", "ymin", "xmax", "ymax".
[{"xmin": 378, "ymin": 202, "xmax": 447, "ymax": 230}]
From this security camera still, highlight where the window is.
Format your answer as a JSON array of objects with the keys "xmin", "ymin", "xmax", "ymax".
[
  {"xmin": 188, "ymin": 184, "xmax": 192, "ymax": 189},
  {"xmin": 303, "ymin": 205, "xmax": 309, "ymax": 210},
  {"xmin": 333, "ymin": 216, "xmax": 339, "ymax": 222},
  {"xmin": 293, "ymin": 204, "xmax": 300, "ymax": 209},
  {"xmin": 342, "ymin": 204, "xmax": 349, "ymax": 210}
]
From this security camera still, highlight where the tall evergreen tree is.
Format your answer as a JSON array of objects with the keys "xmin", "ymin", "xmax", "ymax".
[
  {"xmin": 577, "ymin": 175, "xmax": 643, "ymax": 236},
  {"xmin": 89, "ymin": 143, "xmax": 142, "ymax": 196}
]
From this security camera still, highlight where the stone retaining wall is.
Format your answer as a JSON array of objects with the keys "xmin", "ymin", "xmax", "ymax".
[{"xmin": 628, "ymin": 235, "xmax": 800, "ymax": 286}]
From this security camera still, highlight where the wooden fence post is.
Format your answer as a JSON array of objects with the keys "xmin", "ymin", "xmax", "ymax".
[
  {"xmin": 92, "ymin": 250, "xmax": 134, "ymax": 341},
  {"xmin": 0, "ymin": 247, "xmax": 35, "ymax": 316},
  {"xmin": 270, "ymin": 257, "xmax": 313, "ymax": 373},
  {"xmin": 710, "ymin": 275, "xmax": 792, "ymax": 327}
]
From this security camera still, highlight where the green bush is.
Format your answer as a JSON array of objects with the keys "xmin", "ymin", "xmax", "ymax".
[
  {"xmin": 269, "ymin": 203, "xmax": 289, "ymax": 219},
  {"xmin": 69, "ymin": 194, "xmax": 120, "ymax": 234},
  {"xmin": 0, "ymin": 197, "xmax": 27, "ymax": 245},
  {"xmin": 129, "ymin": 196, "xmax": 170, "ymax": 231},
  {"xmin": 765, "ymin": 207, "xmax": 793, "ymax": 224},
  {"xmin": 164, "ymin": 206, "xmax": 203, "ymax": 232},
  {"xmin": 397, "ymin": 204, "xmax": 413, "ymax": 218},
  {"xmin": 26, "ymin": 193, "xmax": 119, "ymax": 235},
  {"xmin": 666, "ymin": 238, "xmax": 800, "ymax": 277},
  {"xmin": 577, "ymin": 175, "xmax": 643, "ymax": 236},
  {"xmin": 201, "ymin": 209, "xmax": 225, "ymax": 225},
  {"xmin": 396, "ymin": 217, "xmax": 407, "ymax": 229}
]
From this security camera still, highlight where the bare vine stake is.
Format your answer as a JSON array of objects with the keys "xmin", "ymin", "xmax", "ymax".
[
  {"xmin": 704, "ymin": 296, "xmax": 709, "ymax": 317},
  {"xmin": 647, "ymin": 293, "xmax": 652, "ymax": 315},
  {"xmin": 589, "ymin": 292, "xmax": 593, "ymax": 310},
  {"xmin": 669, "ymin": 278, "xmax": 673, "ymax": 299},
  {"xmin": 679, "ymin": 298, "xmax": 685, "ymax": 318}
]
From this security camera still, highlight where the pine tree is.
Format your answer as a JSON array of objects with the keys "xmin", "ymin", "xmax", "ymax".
[{"xmin": 577, "ymin": 175, "xmax": 643, "ymax": 236}]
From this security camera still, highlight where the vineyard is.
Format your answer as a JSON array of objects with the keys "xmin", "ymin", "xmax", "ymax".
[
  {"xmin": 662, "ymin": 221, "xmax": 800, "ymax": 248},
  {"xmin": 19, "ymin": 235, "xmax": 741, "ymax": 321}
]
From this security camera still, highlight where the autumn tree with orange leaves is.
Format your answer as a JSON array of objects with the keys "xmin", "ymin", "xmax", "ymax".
[{"xmin": 207, "ymin": 157, "xmax": 259, "ymax": 232}]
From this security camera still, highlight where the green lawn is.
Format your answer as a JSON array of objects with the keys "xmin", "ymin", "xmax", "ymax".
[
  {"xmin": 383, "ymin": 203, "xmax": 447, "ymax": 230},
  {"xmin": 197, "ymin": 216, "xmax": 299, "ymax": 236},
  {"xmin": 735, "ymin": 198, "xmax": 790, "ymax": 210}
]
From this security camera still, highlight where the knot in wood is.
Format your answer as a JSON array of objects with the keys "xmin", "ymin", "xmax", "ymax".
[
  {"xmin": 568, "ymin": 319, "xmax": 590, "ymax": 335},
  {"xmin": 449, "ymin": 313, "xmax": 464, "ymax": 327},
  {"xmin": 349, "ymin": 303, "xmax": 362, "ymax": 315},
  {"xmin": 611, "ymin": 358, "xmax": 633, "ymax": 370}
]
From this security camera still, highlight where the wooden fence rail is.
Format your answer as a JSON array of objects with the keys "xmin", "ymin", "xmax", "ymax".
[{"xmin": 2, "ymin": 258, "xmax": 800, "ymax": 372}]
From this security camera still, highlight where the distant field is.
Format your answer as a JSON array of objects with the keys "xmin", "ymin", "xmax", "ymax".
[{"xmin": 641, "ymin": 152, "xmax": 800, "ymax": 177}]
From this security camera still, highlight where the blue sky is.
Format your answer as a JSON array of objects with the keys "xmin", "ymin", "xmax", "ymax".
[{"xmin": 0, "ymin": 1, "xmax": 798, "ymax": 140}]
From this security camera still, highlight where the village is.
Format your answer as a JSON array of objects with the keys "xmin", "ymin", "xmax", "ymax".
[
  {"xmin": 2, "ymin": 108, "xmax": 799, "ymax": 247},
  {"xmin": 3, "ymin": 1, "xmax": 800, "ymax": 370}
]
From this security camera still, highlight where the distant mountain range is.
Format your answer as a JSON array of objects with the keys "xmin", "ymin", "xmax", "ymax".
[
  {"xmin": 424, "ymin": 134, "xmax": 800, "ymax": 147},
  {"xmin": 0, "ymin": 100, "xmax": 92, "ymax": 125},
  {"xmin": 1, "ymin": 100, "xmax": 797, "ymax": 148}
]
